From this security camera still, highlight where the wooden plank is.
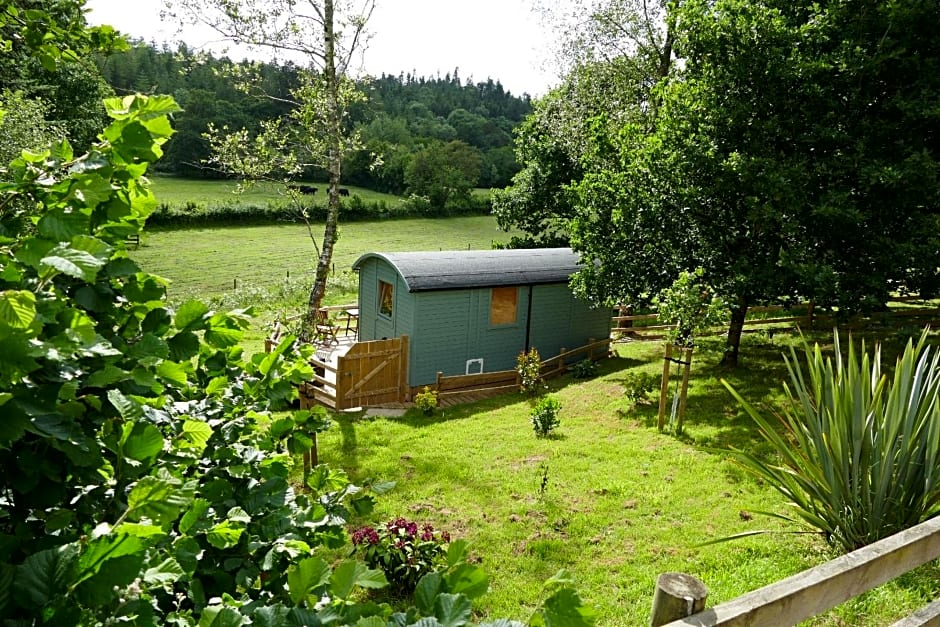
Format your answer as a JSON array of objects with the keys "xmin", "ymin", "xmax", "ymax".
[
  {"xmin": 890, "ymin": 600, "xmax": 940, "ymax": 627},
  {"xmin": 664, "ymin": 516, "xmax": 940, "ymax": 627}
]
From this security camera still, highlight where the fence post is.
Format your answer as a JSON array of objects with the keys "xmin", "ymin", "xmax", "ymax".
[
  {"xmin": 436, "ymin": 371, "xmax": 443, "ymax": 394},
  {"xmin": 650, "ymin": 572, "xmax": 708, "ymax": 626},
  {"xmin": 558, "ymin": 347, "xmax": 567, "ymax": 375}
]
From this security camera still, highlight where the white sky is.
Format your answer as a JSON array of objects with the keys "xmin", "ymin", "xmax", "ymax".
[{"xmin": 84, "ymin": 0, "xmax": 559, "ymax": 97}]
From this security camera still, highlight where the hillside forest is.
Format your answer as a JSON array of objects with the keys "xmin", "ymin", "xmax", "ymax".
[{"xmin": 94, "ymin": 42, "xmax": 533, "ymax": 193}]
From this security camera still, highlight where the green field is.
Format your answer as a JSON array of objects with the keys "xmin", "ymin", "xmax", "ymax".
[
  {"xmin": 149, "ymin": 175, "xmax": 407, "ymax": 208},
  {"xmin": 133, "ymin": 216, "xmax": 508, "ymax": 302}
]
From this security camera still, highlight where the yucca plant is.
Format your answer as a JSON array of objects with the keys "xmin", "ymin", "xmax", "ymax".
[{"xmin": 723, "ymin": 330, "xmax": 940, "ymax": 552}]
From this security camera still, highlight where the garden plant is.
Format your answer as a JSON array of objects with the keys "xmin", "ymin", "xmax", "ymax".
[{"xmin": 724, "ymin": 330, "xmax": 940, "ymax": 552}]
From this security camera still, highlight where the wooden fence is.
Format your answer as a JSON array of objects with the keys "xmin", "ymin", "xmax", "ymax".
[
  {"xmin": 613, "ymin": 298, "xmax": 940, "ymax": 342},
  {"xmin": 426, "ymin": 338, "xmax": 613, "ymax": 403},
  {"xmin": 653, "ymin": 515, "xmax": 940, "ymax": 626}
]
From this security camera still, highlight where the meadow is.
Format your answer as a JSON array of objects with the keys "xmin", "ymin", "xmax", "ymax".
[{"xmin": 132, "ymin": 198, "xmax": 940, "ymax": 625}]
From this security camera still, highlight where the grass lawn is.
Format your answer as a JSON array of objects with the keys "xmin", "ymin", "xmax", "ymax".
[
  {"xmin": 319, "ymin": 333, "xmax": 940, "ymax": 626},
  {"xmin": 149, "ymin": 175, "xmax": 405, "ymax": 208},
  {"xmin": 131, "ymin": 215, "xmax": 507, "ymax": 301}
]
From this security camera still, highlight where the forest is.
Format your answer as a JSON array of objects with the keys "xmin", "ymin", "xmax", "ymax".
[{"xmin": 94, "ymin": 42, "xmax": 533, "ymax": 193}]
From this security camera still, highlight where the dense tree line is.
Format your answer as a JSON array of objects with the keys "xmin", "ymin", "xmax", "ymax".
[
  {"xmin": 94, "ymin": 43, "xmax": 532, "ymax": 192},
  {"xmin": 496, "ymin": 0, "xmax": 940, "ymax": 365}
]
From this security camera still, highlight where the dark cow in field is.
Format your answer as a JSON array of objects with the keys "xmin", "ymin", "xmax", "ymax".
[
  {"xmin": 288, "ymin": 184, "xmax": 318, "ymax": 195},
  {"xmin": 339, "ymin": 188, "xmax": 350, "ymax": 197}
]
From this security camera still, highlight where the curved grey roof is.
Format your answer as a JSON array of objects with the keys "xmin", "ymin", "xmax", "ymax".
[{"xmin": 352, "ymin": 248, "xmax": 582, "ymax": 292}]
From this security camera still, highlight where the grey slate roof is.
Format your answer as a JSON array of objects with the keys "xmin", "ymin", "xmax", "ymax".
[{"xmin": 352, "ymin": 248, "xmax": 583, "ymax": 292}]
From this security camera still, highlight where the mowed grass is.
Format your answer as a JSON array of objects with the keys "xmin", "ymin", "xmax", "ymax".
[
  {"xmin": 149, "ymin": 175, "xmax": 406, "ymax": 208},
  {"xmin": 320, "ymin": 334, "xmax": 940, "ymax": 626},
  {"xmin": 132, "ymin": 216, "xmax": 508, "ymax": 301}
]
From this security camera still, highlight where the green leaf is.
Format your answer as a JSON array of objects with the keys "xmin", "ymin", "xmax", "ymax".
[
  {"xmin": 40, "ymin": 244, "xmax": 107, "ymax": 282},
  {"xmin": 0, "ymin": 563, "xmax": 13, "ymax": 616},
  {"xmin": 87, "ymin": 365, "xmax": 129, "ymax": 387},
  {"xmin": 175, "ymin": 300, "xmax": 209, "ymax": 330},
  {"xmin": 445, "ymin": 564, "xmax": 489, "ymax": 600},
  {"xmin": 415, "ymin": 572, "xmax": 444, "ymax": 615},
  {"xmin": 179, "ymin": 499, "xmax": 210, "ymax": 535},
  {"xmin": 108, "ymin": 389, "xmax": 143, "ymax": 420},
  {"xmin": 143, "ymin": 557, "xmax": 185, "ymax": 591},
  {"xmin": 329, "ymin": 560, "xmax": 387, "ymax": 600},
  {"xmin": 0, "ymin": 290, "xmax": 36, "ymax": 329},
  {"xmin": 14, "ymin": 544, "xmax": 79, "ymax": 609},
  {"xmin": 156, "ymin": 360, "xmax": 189, "ymax": 386},
  {"xmin": 542, "ymin": 569, "xmax": 576, "ymax": 592},
  {"xmin": 446, "ymin": 539, "xmax": 470, "ymax": 567},
  {"xmin": 126, "ymin": 474, "xmax": 194, "ymax": 525},
  {"xmin": 206, "ymin": 520, "xmax": 244, "ymax": 550},
  {"xmin": 205, "ymin": 325, "xmax": 242, "ymax": 348},
  {"xmin": 434, "ymin": 593, "xmax": 472, "ymax": 627},
  {"xmin": 121, "ymin": 421, "xmax": 164, "ymax": 461},
  {"xmin": 287, "ymin": 556, "xmax": 332, "ymax": 606},
  {"xmin": 37, "ymin": 207, "xmax": 91, "ymax": 241},
  {"xmin": 355, "ymin": 618, "xmax": 387, "ymax": 627},
  {"xmin": 539, "ymin": 588, "xmax": 597, "ymax": 627},
  {"xmin": 76, "ymin": 533, "xmax": 144, "ymax": 585},
  {"xmin": 179, "ymin": 420, "xmax": 213, "ymax": 452}
]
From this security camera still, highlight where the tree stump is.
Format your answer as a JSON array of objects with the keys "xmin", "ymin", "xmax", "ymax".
[{"xmin": 650, "ymin": 572, "xmax": 708, "ymax": 626}]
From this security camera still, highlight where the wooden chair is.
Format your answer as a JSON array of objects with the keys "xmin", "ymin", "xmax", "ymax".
[{"xmin": 313, "ymin": 308, "xmax": 339, "ymax": 346}]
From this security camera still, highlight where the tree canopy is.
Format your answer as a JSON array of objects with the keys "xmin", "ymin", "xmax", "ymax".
[{"xmin": 502, "ymin": 0, "xmax": 940, "ymax": 365}]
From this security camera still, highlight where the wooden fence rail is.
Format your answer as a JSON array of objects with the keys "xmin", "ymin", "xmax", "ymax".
[
  {"xmin": 614, "ymin": 300, "xmax": 940, "ymax": 342},
  {"xmin": 655, "ymin": 516, "xmax": 940, "ymax": 626},
  {"xmin": 429, "ymin": 338, "xmax": 613, "ymax": 402}
]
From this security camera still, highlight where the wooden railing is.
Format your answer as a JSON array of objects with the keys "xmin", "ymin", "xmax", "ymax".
[
  {"xmin": 614, "ymin": 298, "xmax": 940, "ymax": 342},
  {"xmin": 427, "ymin": 338, "xmax": 613, "ymax": 401},
  {"xmin": 652, "ymin": 516, "xmax": 940, "ymax": 626}
]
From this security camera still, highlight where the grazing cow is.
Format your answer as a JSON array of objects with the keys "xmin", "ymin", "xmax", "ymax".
[
  {"xmin": 338, "ymin": 188, "xmax": 350, "ymax": 197},
  {"xmin": 300, "ymin": 185, "xmax": 318, "ymax": 195}
]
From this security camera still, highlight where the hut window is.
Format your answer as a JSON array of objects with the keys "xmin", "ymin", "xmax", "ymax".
[
  {"xmin": 379, "ymin": 280, "xmax": 394, "ymax": 317},
  {"xmin": 490, "ymin": 287, "xmax": 518, "ymax": 325}
]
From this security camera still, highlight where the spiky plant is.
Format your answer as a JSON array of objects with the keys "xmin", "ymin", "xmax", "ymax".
[{"xmin": 723, "ymin": 330, "xmax": 940, "ymax": 552}]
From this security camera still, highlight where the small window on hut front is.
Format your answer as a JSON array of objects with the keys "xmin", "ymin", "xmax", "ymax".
[
  {"xmin": 379, "ymin": 280, "xmax": 394, "ymax": 317},
  {"xmin": 490, "ymin": 287, "xmax": 518, "ymax": 325}
]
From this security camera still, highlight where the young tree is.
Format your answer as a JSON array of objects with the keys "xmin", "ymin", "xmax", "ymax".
[{"xmin": 166, "ymin": 0, "xmax": 375, "ymax": 332}]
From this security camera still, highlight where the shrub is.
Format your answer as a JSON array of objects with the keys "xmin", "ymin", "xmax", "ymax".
[
  {"xmin": 532, "ymin": 395, "xmax": 562, "ymax": 437},
  {"xmin": 724, "ymin": 330, "xmax": 940, "ymax": 552},
  {"xmin": 352, "ymin": 518, "xmax": 451, "ymax": 593},
  {"xmin": 571, "ymin": 359, "xmax": 598, "ymax": 379},
  {"xmin": 517, "ymin": 347, "xmax": 543, "ymax": 395},
  {"xmin": 623, "ymin": 371, "xmax": 659, "ymax": 404},
  {"xmin": 414, "ymin": 386, "xmax": 439, "ymax": 415}
]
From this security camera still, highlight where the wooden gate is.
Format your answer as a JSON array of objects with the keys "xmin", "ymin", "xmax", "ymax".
[{"xmin": 334, "ymin": 336, "xmax": 409, "ymax": 409}]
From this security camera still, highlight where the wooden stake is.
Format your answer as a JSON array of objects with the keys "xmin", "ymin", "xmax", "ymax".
[
  {"xmin": 649, "ymin": 572, "xmax": 708, "ymax": 626},
  {"xmin": 658, "ymin": 343, "xmax": 673, "ymax": 431},
  {"xmin": 676, "ymin": 348, "xmax": 694, "ymax": 435}
]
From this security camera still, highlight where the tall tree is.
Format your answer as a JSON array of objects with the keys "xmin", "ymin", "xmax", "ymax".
[
  {"xmin": 569, "ymin": 0, "xmax": 940, "ymax": 365},
  {"xmin": 494, "ymin": 0, "xmax": 675, "ymax": 248},
  {"xmin": 167, "ymin": 0, "xmax": 375, "ymax": 330}
]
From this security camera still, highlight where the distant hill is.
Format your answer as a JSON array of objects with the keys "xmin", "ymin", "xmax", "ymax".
[{"xmin": 95, "ymin": 42, "xmax": 532, "ymax": 192}]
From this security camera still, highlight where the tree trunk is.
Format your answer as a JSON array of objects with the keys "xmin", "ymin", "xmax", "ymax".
[
  {"xmin": 721, "ymin": 298, "xmax": 748, "ymax": 367},
  {"xmin": 305, "ymin": 0, "xmax": 341, "ymax": 334}
]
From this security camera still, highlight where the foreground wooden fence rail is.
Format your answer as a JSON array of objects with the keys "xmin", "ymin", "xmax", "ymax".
[{"xmin": 653, "ymin": 516, "xmax": 940, "ymax": 626}]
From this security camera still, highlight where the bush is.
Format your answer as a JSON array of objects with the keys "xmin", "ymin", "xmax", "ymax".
[
  {"xmin": 725, "ymin": 330, "xmax": 940, "ymax": 552},
  {"xmin": 623, "ymin": 371, "xmax": 659, "ymax": 404},
  {"xmin": 517, "ymin": 347, "xmax": 543, "ymax": 395},
  {"xmin": 571, "ymin": 359, "xmax": 598, "ymax": 379},
  {"xmin": 531, "ymin": 395, "xmax": 562, "ymax": 437},
  {"xmin": 414, "ymin": 386, "xmax": 439, "ymax": 415},
  {"xmin": 352, "ymin": 518, "xmax": 451, "ymax": 594}
]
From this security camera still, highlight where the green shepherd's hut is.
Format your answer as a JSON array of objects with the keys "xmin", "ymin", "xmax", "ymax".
[{"xmin": 351, "ymin": 248, "xmax": 612, "ymax": 389}]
